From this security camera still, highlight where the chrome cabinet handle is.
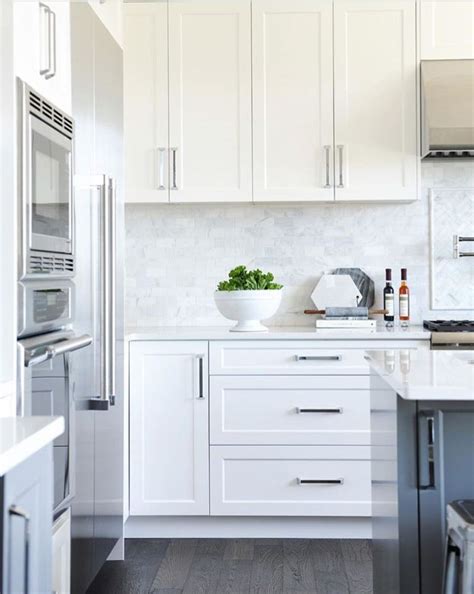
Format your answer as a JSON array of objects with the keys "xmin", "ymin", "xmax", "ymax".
[
  {"xmin": 418, "ymin": 412, "xmax": 436, "ymax": 489},
  {"xmin": 297, "ymin": 478, "xmax": 344, "ymax": 485},
  {"xmin": 170, "ymin": 148, "xmax": 178, "ymax": 190},
  {"xmin": 108, "ymin": 177, "xmax": 116, "ymax": 405},
  {"xmin": 324, "ymin": 145, "xmax": 332, "ymax": 188},
  {"xmin": 197, "ymin": 355, "xmax": 204, "ymax": 399},
  {"xmin": 453, "ymin": 235, "xmax": 474, "ymax": 258},
  {"xmin": 295, "ymin": 355, "xmax": 342, "ymax": 362},
  {"xmin": 337, "ymin": 145, "xmax": 345, "ymax": 188},
  {"xmin": 9, "ymin": 505, "xmax": 31, "ymax": 594},
  {"xmin": 157, "ymin": 148, "xmax": 167, "ymax": 190},
  {"xmin": 39, "ymin": 3, "xmax": 50, "ymax": 75},
  {"xmin": 44, "ymin": 7, "xmax": 56, "ymax": 80},
  {"xmin": 296, "ymin": 407, "xmax": 343, "ymax": 414}
]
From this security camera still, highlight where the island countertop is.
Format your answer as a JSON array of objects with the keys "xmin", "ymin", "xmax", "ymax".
[
  {"xmin": 0, "ymin": 416, "xmax": 64, "ymax": 476},
  {"xmin": 366, "ymin": 346, "xmax": 474, "ymax": 401}
]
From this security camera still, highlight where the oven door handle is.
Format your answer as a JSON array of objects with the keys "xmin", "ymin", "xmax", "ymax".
[{"xmin": 25, "ymin": 334, "xmax": 93, "ymax": 368}]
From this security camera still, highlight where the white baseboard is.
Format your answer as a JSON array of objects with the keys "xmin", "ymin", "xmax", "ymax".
[{"xmin": 125, "ymin": 516, "xmax": 372, "ymax": 540}]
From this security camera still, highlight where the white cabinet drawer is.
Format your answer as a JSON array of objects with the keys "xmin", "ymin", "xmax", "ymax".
[
  {"xmin": 210, "ymin": 445, "xmax": 371, "ymax": 517},
  {"xmin": 210, "ymin": 341, "xmax": 369, "ymax": 375},
  {"xmin": 210, "ymin": 376, "xmax": 370, "ymax": 445}
]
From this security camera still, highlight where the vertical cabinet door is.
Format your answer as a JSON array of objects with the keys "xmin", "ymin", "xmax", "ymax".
[
  {"xmin": 334, "ymin": 1, "xmax": 418, "ymax": 202},
  {"xmin": 129, "ymin": 341, "xmax": 209, "ymax": 515},
  {"xmin": 14, "ymin": 1, "xmax": 71, "ymax": 112},
  {"xmin": 168, "ymin": 1, "xmax": 252, "ymax": 203},
  {"xmin": 252, "ymin": 0, "xmax": 334, "ymax": 202},
  {"xmin": 420, "ymin": 1, "xmax": 474, "ymax": 59},
  {"xmin": 124, "ymin": 2, "xmax": 169, "ymax": 204}
]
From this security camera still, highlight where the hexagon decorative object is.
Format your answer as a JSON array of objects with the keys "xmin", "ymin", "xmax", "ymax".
[
  {"xmin": 333, "ymin": 268, "xmax": 375, "ymax": 308},
  {"xmin": 311, "ymin": 274, "xmax": 363, "ymax": 310}
]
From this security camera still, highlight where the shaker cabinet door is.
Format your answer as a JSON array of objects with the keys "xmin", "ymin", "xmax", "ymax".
[
  {"xmin": 129, "ymin": 341, "xmax": 209, "ymax": 515},
  {"xmin": 252, "ymin": 0, "xmax": 334, "ymax": 202},
  {"xmin": 420, "ymin": 1, "xmax": 474, "ymax": 59},
  {"xmin": 333, "ymin": 1, "xmax": 418, "ymax": 202},
  {"xmin": 124, "ymin": 2, "xmax": 169, "ymax": 203},
  {"xmin": 168, "ymin": 1, "xmax": 253, "ymax": 203}
]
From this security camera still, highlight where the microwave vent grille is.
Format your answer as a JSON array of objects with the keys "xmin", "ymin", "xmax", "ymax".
[
  {"xmin": 29, "ymin": 253, "xmax": 75, "ymax": 275},
  {"xmin": 28, "ymin": 90, "xmax": 74, "ymax": 138}
]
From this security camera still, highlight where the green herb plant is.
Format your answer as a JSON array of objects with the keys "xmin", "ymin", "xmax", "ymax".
[{"xmin": 217, "ymin": 265, "xmax": 283, "ymax": 292}]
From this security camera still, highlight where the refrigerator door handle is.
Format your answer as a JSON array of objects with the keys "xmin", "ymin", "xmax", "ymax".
[{"xmin": 418, "ymin": 411, "xmax": 436, "ymax": 489}]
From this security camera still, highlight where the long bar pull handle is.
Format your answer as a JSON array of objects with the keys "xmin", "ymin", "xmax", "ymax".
[
  {"xmin": 297, "ymin": 478, "xmax": 344, "ymax": 485},
  {"xmin": 324, "ymin": 145, "xmax": 332, "ymax": 188},
  {"xmin": 197, "ymin": 355, "xmax": 205, "ymax": 399},
  {"xmin": 157, "ymin": 148, "xmax": 167, "ymax": 190},
  {"xmin": 296, "ymin": 355, "xmax": 342, "ymax": 362},
  {"xmin": 44, "ymin": 7, "xmax": 56, "ymax": 79},
  {"xmin": 296, "ymin": 407, "xmax": 343, "ymax": 414},
  {"xmin": 24, "ymin": 334, "xmax": 93, "ymax": 368},
  {"xmin": 39, "ymin": 3, "xmax": 50, "ymax": 75},
  {"xmin": 337, "ymin": 145, "xmax": 345, "ymax": 188},
  {"xmin": 170, "ymin": 148, "xmax": 178, "ymax": 190},
  {"xmin": 454, "ymin": 235, "xmax": 474, "ymax": 258},
  {"xmin": 9, "ymin": 505, "xmax": 31, "ymax": 594},
  {"xmin": 108, "ymin": 177, "xmax": 117, "ymax": 405},
  {"xmin": 418, "ymin": 412, "xmax": 436, "ymax": 489}
]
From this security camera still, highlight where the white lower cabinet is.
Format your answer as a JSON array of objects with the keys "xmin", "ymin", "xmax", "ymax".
[
  {"xmin": 210, "ymin": 445, "xmax": 371, "ymax": 516},
  {"xmin": 129, "ymin": 338, "xmax": 424, "ymax": 522},
  {"xmin": 129, "ymin": 341, "xmax": 209, "ymax": 515}
]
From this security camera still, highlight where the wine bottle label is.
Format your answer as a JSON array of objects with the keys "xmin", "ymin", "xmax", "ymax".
[
  {"xmin": 385, "ymin": 295, "xmax": 394, "ymax": 316},
  {"xmin": 400, "ymin": 295, "xmax": 409, "ymax": 318}
]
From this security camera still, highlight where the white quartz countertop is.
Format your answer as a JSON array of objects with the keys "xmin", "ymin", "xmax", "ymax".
[
  {"xmin": 367, "ymin": 346, "xmax": 474, "ymax": 400},
  {"xmin": 0, "ymin": 416, "xmax": 64, "ymax": 476},
  {"xmin": 126, "ymin": 324, "xmax": 430, "ymax": 342}
]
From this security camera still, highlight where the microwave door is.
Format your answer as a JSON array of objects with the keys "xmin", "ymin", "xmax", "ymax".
[{"xmin": 29, "ymin": 114, "xmax": 73, "ymax": 255}]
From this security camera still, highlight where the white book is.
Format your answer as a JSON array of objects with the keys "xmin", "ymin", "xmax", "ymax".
[{"xmin": 315, "ymin": 319, "xmax": 377, "ymax": 329}]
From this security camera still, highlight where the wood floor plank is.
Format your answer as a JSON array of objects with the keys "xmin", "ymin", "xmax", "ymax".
[
  {"xmin": 181, "ymin": 539, "xmax": 226, "ymax": 594},
  {"xmin": 311, "ymin": 539, "xmax": 350, "ymax": 594},
  {"xmin": 250, "ymin": 544, "xmax": 284, "ymax": 594},
  {"xmin": 283, "ymin": 540, "xmax": 317, "ymax": 592},
  {"xmin": 340, "ymin": 539, "xmax": 373, "ymax": 562},
  {"xmin": 215, "ymin": 559, "xmax": 253, "ymax": 593},
  {"xmin": 224, "ymin": 539, "xmax": 255, "ymax": 561},
  {"xmin": 343, "ymin": 560, "xmax": 373, "ymax": 594},
  {"xmin": 150, "ymin": 540, "xmax": 197, "ymax": 591}
]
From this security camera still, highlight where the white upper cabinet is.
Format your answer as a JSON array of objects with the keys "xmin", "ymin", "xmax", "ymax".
[
  {"xmin": 124, "ymin": 2, "xmax": 169, "ymax": 203},
  {"xmin": 129, "ymin": 341, "xmax": 209, "ymax": 516},
  {"xmin": 88, "ymin": 0, "xmax": 123, "ymax": 47},
  {"xmin": 333, "ymin": 1, "xmax": 418, "ymax": 201},
  {"xmin": 14, "ymin": 0, "xmax": 71, "ymax": 113},
  {"xmin": 252, "ymin": 0, "xmax": 334, "ymax": 202},
  {"xmin": 168, "ymin": 1, "xmax": 252, "ymax": 203},
  {"xmin": 420, "ymin": 1, "xmax": 474, "ymax": 59}
]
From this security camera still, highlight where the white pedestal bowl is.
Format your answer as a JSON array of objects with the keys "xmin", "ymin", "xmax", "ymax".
[{"xmin": 214, "ymin": 290, "xmax": 283, "ymax": 332}]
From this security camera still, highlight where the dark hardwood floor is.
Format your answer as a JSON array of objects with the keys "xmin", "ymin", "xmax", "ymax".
[{"xmin": 87, "ymin": 539, "xmax": 372, "ymax": 594}]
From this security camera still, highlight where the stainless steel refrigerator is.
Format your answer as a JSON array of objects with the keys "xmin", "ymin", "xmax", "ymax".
[{"xmin": 70, "ymin": 5, "xmax": 124, "ymax": 593}]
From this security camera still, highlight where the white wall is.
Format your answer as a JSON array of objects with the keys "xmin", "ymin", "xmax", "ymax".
[
  {"xmin": 0, "ymin": 0, "xmax": 16, "ymax": 415},
  {"xmin": 125, "ymin": 161, "xmax": 474, "ymax": 328}
]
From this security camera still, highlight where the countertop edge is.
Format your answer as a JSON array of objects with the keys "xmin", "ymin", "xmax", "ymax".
[{"xmin": 0, "ymin": 416, "xmax": 65, "ymax": 477}]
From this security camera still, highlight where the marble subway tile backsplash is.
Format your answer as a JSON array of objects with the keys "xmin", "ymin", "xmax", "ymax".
[{"xmin": 125, "ymin": 162, "xmax": 474, "ymax": 328}]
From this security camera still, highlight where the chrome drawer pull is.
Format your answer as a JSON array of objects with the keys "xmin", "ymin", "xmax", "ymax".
[
  {"xmin": 196, "ymin": 355, "xmax": 205, "ymax": 399},
  {"xmin": 296, "ymin": 407, "xmax": 343, "ymax": 414},
  {"xmin": 297, "ymin": 478, "xmax": 344, "ymax": 485},
  {"xmin": 323, "ymin": 145, "xmax": 332, "ymax": 188},
  {"xmin": 295, "ymin": 355, "xmax": 342, "ymax": 362}
]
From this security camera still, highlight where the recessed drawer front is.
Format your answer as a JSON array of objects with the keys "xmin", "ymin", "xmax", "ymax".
[
  {"xmin": 210, "ymin": 376, "xmax": 370, "ymax": 445},
  {"xmin": 210, "ymin": 445, "xmax": 371, "ymax": 517},
  {"xmin": 210, "ymin": 341, "xmax": 368, "ymax": 375}
]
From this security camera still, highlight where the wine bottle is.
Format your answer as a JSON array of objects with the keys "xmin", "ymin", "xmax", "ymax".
[
  {"xmin": 383, "ymin": 269, "xmax": 395, "ymax": 327},
  {"xmin": 399, "ymin": 268, "xmax": 410, "ymax": 327}
]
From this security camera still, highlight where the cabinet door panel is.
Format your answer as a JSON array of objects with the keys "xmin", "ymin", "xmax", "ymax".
[
  {"xmin": 124, "ymin": 3, "xmax": 169, "ymax": 203},
  {"xmin": 420, "ymin": 1, "xmax": 474, "ymax": 59},
  {"xmin": 168, "ymin": 1, "xmax": 252, "ymax": 202},
  {"xmin": 334, "ymin": 1, "xmax": 418, "ymax": 201},
  {"xmin": 129, "ymin": 341, "xmax": 209, "ymax": 515},
  {"xmin": 252, "ymin": 0, "xmax": 334, "ymax": 202}
]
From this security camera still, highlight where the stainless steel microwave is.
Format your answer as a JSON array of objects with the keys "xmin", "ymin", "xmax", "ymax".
[{"xmin": 17, "ymin": 79, "xmax": 75, "ymax": 279}]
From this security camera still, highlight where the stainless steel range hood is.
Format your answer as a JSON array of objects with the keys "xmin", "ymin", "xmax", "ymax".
[{"xmin": 421, "ymin": 60, "xmax": 474, "ymax": 158}]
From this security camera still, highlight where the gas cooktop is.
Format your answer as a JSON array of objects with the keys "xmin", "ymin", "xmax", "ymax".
[
  {"xmin": 423, "ymin": 320, "xmax": 474, "ymax": 347},
  {"xmin": 423, "ymin": 320, "xmax": 474, "ymax": 332}
]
